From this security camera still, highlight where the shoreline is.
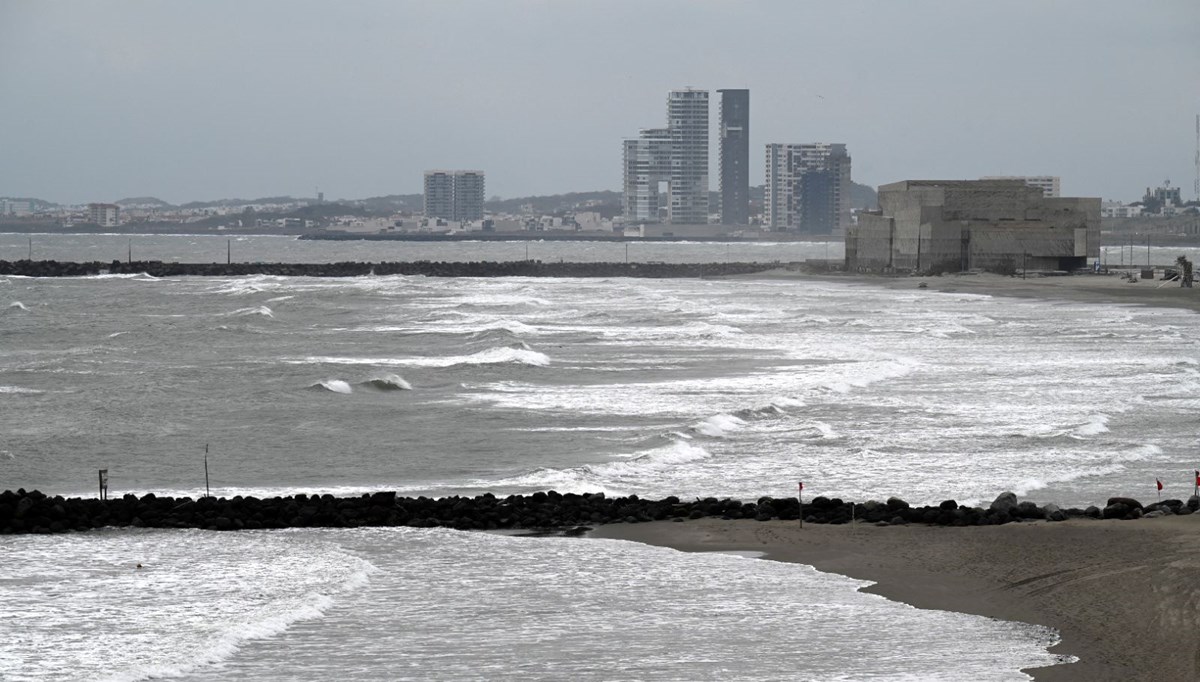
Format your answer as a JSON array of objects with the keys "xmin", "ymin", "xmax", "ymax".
[
  {"xmin": 592, "ymin": 517, "xmax": 1200, "ymax": 681},
  {"xmin": 744, "ymin": 268, "xmax": 1200, "ymax": 313}
]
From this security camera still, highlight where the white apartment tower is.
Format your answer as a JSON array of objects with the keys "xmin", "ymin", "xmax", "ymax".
[
  {"xmin": 623, "ymin": 88, "xmax": 710, "ymax": 225},
  {"xmin": 764, "ymin": 143, "xmax": 852, "ymax": 235},
  {"xmin": 424, "ymin": 170, "xmax": 485, "ymax": 222},
  {"xmin": 666, "ymin": 89, "xmax": 709, "ymax": 224}
]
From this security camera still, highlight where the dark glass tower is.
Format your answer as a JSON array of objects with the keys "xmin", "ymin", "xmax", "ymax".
[{"xmin": 718, "ymin": 89, "xmax": 750, "ymax": 225}]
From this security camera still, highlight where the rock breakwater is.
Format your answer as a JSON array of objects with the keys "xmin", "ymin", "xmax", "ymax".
[
  {"xmin": 0, "ymin": 259, "xmax": 780, "ymax": 278},
  {"xmin": 3, "ymin": 489, "xmax": 1195, "ymax": 535}
]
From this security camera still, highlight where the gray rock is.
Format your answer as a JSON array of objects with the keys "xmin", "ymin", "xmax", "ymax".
[
  {"xmin": 1144, "ymin": 510, "xmax": 1166, "ymax": 518},
  {"xmin": 1042, "ymin": 503, "xmax": 1061, "ymax": 517},
  {"xmin": 1188, "ymin": 495, "xmax": 1200, "ymax": 511},
  {"xmin": 1084, "ymin": 505, "xmax": 1101, "ymax": 518},
  {"xmin": 990, "ymin": 492, "xmax": 1018, "ymax": 513}
]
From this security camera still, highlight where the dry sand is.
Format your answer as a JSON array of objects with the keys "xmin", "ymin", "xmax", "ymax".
[{"xmin": 593, "ymin": 516, "xmax": 1200, "ymax": 681}]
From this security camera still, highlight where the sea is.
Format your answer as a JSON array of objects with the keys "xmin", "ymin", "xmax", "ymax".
[{"xmin": 3, "ymin": 232, "xmax": 1199, "ymax": 680}]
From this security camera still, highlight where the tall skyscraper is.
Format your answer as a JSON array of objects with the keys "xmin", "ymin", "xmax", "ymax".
[
  {"xmin": 622, "ymin": 89, "xmax": 710, "ymax": 225},
  {"xmin": 763, "ymin": 143, "xmax": 852, "ymax": 235},
  {"xmin": 622, "ymin": 128, "xmax": 670, "ymax": 222},
  {"xmin": 666, "ymin": 88, "xmax": 709, "ymax": 224},
  {"xmin": 718, "ymin": 89, "xmax": 749, "ymax": 225},
  {"xmin": 424, "ymin": 170, "xmax": 485, "ymax": 222}
]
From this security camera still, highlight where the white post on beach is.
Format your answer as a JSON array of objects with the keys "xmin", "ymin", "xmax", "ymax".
[{"xmin": 798, "ymin": 481, "xmax": 804, "ymax": 530}]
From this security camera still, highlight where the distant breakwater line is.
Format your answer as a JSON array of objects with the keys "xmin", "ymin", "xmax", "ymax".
[
  {"xmin": 0, "ymin": 259, "xmax": 780, "ymax": 278},
  {"xmin": 3, "ymin": 489, "xmax": 1196, "ymax": 535}
]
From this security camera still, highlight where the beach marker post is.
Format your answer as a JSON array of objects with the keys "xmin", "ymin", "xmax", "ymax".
[
  {"xmin": 798, "ymin": 481, "xmax": 804, "ymax": 529},
  {"xmin": 204, "ymin": 443, "xmax": 211, "ymax": 499},
  {"xmin": 1194, "ymin": 470, "xmax": 1198, "ymax": 499},
  {"xmin": 98, "ymin": 469, "xmax": 108, "ymax": 501}
]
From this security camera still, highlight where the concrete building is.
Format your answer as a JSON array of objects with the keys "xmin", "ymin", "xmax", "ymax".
[
  {"xmin": 1, "ymin": 200, "xmax": 32, "ymax": 216},
  {"xmin": 622, "ymin": 128, "xmax": 670, "ymax": 222},
  {"xmin": 718, "ymin": 89, "xmax": 749, "ymax": 225},
  {"xmin": 764, "ymin": 143, "xmax": 852, "ymax": 235},
  {"xmin": 846, "ymin": 179, "xmax": 1100, "ymax": 273},
  {"xmin": 622, "ymin": 88, "xmax": 710, "ymax": 225},
  {"xmin": 452, "ymin": 171, "xmax": 485, "ymax": 222},
  {"xmin": 423, "ymin": 170, "xmax": 485, "ymax": 222},
  {"xmin": 1101, "ymin": 201, "xmax": 1144, "ymax": 219},
  {"xmin": 667, "ymin": 88, "xmax": 709, "ymax": 224},
  {"xmin": 981, "ymin": 176, "xmax": 1061, "ymax": 197},
  {"xmin": 87, "ymin": 203, "xmax": 120, "ymax": 227}
]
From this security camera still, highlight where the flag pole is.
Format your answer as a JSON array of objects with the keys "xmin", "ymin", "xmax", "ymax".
[{"xmin": 204, "ymin": 443, "xmax": 210, "ymax": 499}]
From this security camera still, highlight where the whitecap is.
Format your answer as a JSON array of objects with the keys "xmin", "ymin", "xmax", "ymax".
[
  {"xmin": 229, "ymin": 306, "xmax": 274, "ymax": 318},
  {"xmin": 1071, "ymin": 414, "xmax": 1110, "ymax": 437},
  {"xmin": 0, "ymin": 385, "xmax": 42, "ymax": 394},
  {"xmin": 310, "ymin": 379, "xmax": 353, "ymax": 394},
  {"xmin": 289, "ymin": 346, "xmax": 551, "ymax": 369},
  {"xmin": 692, "ymin": 413, "xmax": 747, "ymax": 438},
  {"xmin": 7, "ymin": 301, "xmax": 28, "ymax": 311}
]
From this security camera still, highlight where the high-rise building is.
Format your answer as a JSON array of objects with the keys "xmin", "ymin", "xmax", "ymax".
[
  {"xmin": 666, "ymin": 89, "xmax": 709, "ymax": 224},
  {"xmin": 717, "ymin": 89, "xmax": 749, "ymax": 225},
  {"xmin": 622, "ymin": 88, "xmax": 711, "ymax": 225},
  {"xmin": 452, "ymin": 171, "xmax": 486, "ymax": 222},
  {"xmin": 622, "ymin": 128, "xmax": 670, "ymax": 222},
  {"xmin": 980, "ymin": 176, "xmax": 1060, "ymax": 197},
  {"xmin": 424, "ymin": 170, "xmax": 485, "ymax": 222},
  {"xmin": 763, "ymin": 143, "xmax": 852, "ymax": 235}
]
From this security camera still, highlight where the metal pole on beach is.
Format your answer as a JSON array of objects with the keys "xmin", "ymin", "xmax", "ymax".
[
  {"xmin": 798, "ymin": 481, "xmax": 804, "ymax": 530},
  {"xmin": 204, "ymin": 443, "xmax": 211, "ymax": 499},
  {"xmin": 28, "ymin": 237, "xmax": 32, "ymax": 261},
  {"xmin": 227, "ymin": 239, "xmax": 231, "ymax": 265}
]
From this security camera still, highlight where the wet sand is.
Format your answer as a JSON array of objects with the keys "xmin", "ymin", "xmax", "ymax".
[
  {"xmin": 593, "ymin": 516, "xmax": 1200, "ymax": 681},
  {"xmin": 746, "ymin": 269, "xmax": 1200, "ymax": 313}
]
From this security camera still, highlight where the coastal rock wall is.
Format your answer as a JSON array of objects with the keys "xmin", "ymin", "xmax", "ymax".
[
  {"xmin": 4, "ymin": 489, "xmax": 1192, "ymax": 535},
  {"xmin": 0, "ymin": 260, "xmax": 778, "ymax": 278}
]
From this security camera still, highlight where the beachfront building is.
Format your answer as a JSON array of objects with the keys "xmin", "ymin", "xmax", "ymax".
[
  {"xmin": 764, "ymin": 143, "xmax": 852, "ymax": 235},
  {"xmin": 717, "ymin": 89, "xmax": 750, "ymax": 225},
  {"xmin": 87, "ymin": 203, "xmax": 120, "ymax": 227},
  {"xmin": 846, "ymin": 179, "xmax": 1100, "ymax": 273},
  {"xmin": 981, "ymin": 176, "xmax": 1061, "ymax": 197},
  {"xmin": 424, "ymin": 170, "xmax": 485, "ymax": 222},
  {"xmin": 622, "ymin": 88, "xmax": 709, "ymax": 225},
  {"xmin": 622, "ymin": 128, "xmax": 671, "ymax": 222}
]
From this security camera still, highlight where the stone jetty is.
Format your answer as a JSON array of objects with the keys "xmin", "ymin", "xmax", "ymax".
[
  {"xmin": 3, "ymin": 488, "xmax": 1196, "ymax": 535},
  {"xmin": 0, "ymin": 259, "xmax": 781, "ymax": 279}
]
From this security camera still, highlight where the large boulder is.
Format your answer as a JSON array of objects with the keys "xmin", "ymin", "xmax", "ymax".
[
  {"xmin": 886, "ymin": 497, "xmax": 909, "ymax": 511},
  {"xmin": 1106, "ymin": 497, "xmax": 1143, "ymax": 510},
  {"xmin": 990, "ymin": 492, "xmax": 1018, "ymax": 514},
  {"xmin": 1188, "ymin": 495, "xmax": 1200, "ymax": 512}
]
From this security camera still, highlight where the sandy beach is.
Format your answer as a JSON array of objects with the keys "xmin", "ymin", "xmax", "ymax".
[
  {"xmin": 593, "ymin": 515, "xmax": 1200, "ymax": 681},
  {"xmin": 744, "ymin": 268, "xmax": 1200, "ymax": 314}
]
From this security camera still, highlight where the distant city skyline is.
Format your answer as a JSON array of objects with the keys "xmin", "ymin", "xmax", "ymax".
[{"xmin": 1, "ymin": 0, "xmax": 1197, "ymax": 205}]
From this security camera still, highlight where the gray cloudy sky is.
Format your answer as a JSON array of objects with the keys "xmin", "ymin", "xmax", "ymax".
[{"xmin": 1, "ymin": 0, "xmax": 1197, "ymax": 204}]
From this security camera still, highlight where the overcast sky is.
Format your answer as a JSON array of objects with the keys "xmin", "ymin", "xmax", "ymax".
[{"xmin": 1, "ymin": 0, "xmax": 1197, "ymax": 204}]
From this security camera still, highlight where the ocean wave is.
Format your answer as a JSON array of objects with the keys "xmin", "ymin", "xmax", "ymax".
[
  {"xmin": 485, "ymin": 440, "xmax": 712, "ymax": 494},
  {"xmin": 310, "ymin": 379, "xmax": 353, "ymax": 394},
  {"xmin": 1072, "ymin": 414, "xmax": 1110, "ymax": 437},
  {"xmin": 360, "ymin": 374, "xmax": 412, "ymax": 391},
  {"xmin": 692, "ymin": 413, "xmax": 747, "ymax": 438},
  {"xmin": 228, "ymin": 305, "xmax": 274, "ymax": 318},
  {"xmin": 0, "ymin": 385, "xmax": 43, "ymax": 394},
  {"xmin": 7, "ymin": 301, "xmax": 29, "ymax": 311},
  {"xmin": 290, "ymin": 345, "xmax": 551, "ymax": 368}
]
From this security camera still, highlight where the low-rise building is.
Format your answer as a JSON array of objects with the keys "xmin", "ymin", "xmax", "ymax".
[{"xmin": 846, "ymin": 180, "xmax": 1100, "ymax": 273}]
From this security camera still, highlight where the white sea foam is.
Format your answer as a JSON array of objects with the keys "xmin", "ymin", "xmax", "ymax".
[
  {"xmin": 484, "ymin": 440, "xmax": 713, "ymax": 494},
  {"xmin": 1072, "ymin": 414, "xmax": 1110, "ymax": 437},
  {"xmin": 8, "ymin": 301, "xmax": 29, "ymax": 311},
  {"xmin": 0, "ymin": 385, "xmax": 42, "ymax": 394},
  {"xmin": 290, "ymin": 346, "xmax": 551, "ymax": 368},
  {"xmin": 311, "ymin": 379, "xmax": 353, "ymax": 394},
  {"xmin": 692, "ymin": 413, "xmax": 747, "ymax": 438}
]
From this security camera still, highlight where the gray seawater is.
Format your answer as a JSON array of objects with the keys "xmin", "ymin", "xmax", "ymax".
[{"xmin": 4, "ymin": 234, "xmax": 1199, "ymax": 680}]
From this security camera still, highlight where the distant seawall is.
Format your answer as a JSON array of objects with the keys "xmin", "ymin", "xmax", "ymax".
[
  {"xmin": 2, "ymin": 488, "xmax": 1190, "ymax": 535},
  {"xmin": 0, "ymin": 260, "xmax": 781, "ymax": 278}
]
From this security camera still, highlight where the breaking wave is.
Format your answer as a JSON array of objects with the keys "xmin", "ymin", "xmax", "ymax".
[
  {"xmin": 310, "ymin": 379, "xmax": 353, "ymax": 394},
  {"xmin": 361, "ymin": 374, "xmax": 412, "ymax": 391},
  {"xmin": 8, "ymin": 301, "xmax": 29, "ymax": 311},
  {"xmin": 692, "ymin": 413, "xmax": 747, "ymax": 438},
  {"xmin": 1072, "ymin": 414, "xmax": 1110, "ymax": 437},
  {"xmin": 484, "ymin": 440, "xmax": 713, "ymax": 494},
  {"xmin": 290, "ymin": 346, "xmax": 550, "ymax": 368}
]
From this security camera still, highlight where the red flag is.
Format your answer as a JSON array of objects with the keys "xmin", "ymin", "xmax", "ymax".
[
  {"xmin": 798, "ymin": 481, "xmax": 804, "ymax": 492},
  {"xmin": 1157, "ymin": 479, "xmax": 1163, "ymax": 491},
  {"xmin": 1195, "ymin": 470, "xmax": 1199, "ymax": 487}
]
